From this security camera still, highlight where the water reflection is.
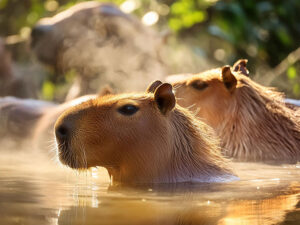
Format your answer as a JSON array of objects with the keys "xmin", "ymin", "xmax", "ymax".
[
  {"xmin": 57, "ymin": 190, "xmax": 300, "ymax": 225},
  {"xmin": 0, "ymin": 152, "xmax": 300, "ymax": 225},
  {"xmin": 219, "ymin": 192, "xmax": 299, "ymax": 225}
]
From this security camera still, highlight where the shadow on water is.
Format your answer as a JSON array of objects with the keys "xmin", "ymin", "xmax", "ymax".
[{"xmin": 0, "ymin": 151, "xmax": 300, "ymax": 225}]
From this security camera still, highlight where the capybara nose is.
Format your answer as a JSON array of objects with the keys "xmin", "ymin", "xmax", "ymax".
[{"xmin": 55, "ymin": 123, "xmax": 71, "ymax": 142}]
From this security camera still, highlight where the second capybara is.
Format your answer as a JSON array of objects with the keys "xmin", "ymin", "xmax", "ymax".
[
  {"xmin": 54, "ymin": 81, "xmax": 237, "ymax": 184},
  {"xmin": 31, "ymin": 2, "xmax": 165, "ymax": 99},
  {"xmin": 170, "ymin": 60, "xmax": 300, "ymax": 164}
]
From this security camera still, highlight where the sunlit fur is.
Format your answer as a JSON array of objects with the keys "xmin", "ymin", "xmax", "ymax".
[
  {"xmin": 171, "ymin": 68, "xmax": 300, "ymax": 163},
  {"xmin": 54, "ymin": 90, "xmax": 237, "ymax": 184}
]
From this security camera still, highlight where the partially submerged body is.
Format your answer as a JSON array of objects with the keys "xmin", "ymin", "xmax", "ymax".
[{"xmin": 170, "ymin": 60, "xmax": 300, "ymax": 164}]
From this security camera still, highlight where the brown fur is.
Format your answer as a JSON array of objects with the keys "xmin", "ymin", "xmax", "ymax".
[
  {"xmin": 54, "ymin": 82, "xmax": 236, "ymax": 184},
  {"xmin": 31, "ymin": 2, "xmax": 165, "ymax": 99},
  {"xmin": 171, "ymin": 62, "xmax": 300, "ymax": 163}
]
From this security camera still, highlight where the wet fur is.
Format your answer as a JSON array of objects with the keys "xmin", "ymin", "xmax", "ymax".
[
  {"xmin": 220, "ymin": 76, "xmax": 300, "ymax": 163},
  {"xmin": 169, "ymin": 108, "xmax": 234, "ymax": 182}
]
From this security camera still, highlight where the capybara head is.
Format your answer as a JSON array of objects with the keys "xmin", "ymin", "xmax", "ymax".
[
  {"xmin": 54, "ymin": 81, "xmax": 236, "ymax": 184},
  {"xmin": 31, "ymin": 2, "xmax": 165, "ymax": 93},
  {"xmin": 170, "ymin": 60, "xmax": 300, "ymax": 163}
]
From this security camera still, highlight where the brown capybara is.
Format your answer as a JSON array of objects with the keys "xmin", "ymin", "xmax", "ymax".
[
  {"xmin": 31, "ymin": 2, "xmax": 165, "ymax": 100},
  {"xmin": 169, "ymin": 60, "xmax": 300, "ymax": 164},
  {"xmin": 54, "ymin": 81, "xmax": 237, "ymax": 184}
]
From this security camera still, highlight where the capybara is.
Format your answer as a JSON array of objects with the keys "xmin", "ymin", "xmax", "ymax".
[
  {"xmin": 31, "ymin": 2, "xmax": 165, "ymax": 99},
  {"xmin": 54, "ymin": 81, "xmax": 237, "ymax": 184},
  {"xmin": 170, "ymin": 60, "xmax": 300, "ymax": 164}
]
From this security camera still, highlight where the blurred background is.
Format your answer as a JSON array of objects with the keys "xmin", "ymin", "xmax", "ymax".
[{"xmin": 0, "ymin": 0, "xmax": 300, "ymax": 101}]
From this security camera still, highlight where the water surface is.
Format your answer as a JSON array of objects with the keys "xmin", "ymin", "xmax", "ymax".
[{"xmin": 0, "ymin": 151, "xmax": 299, "ymax": 225}]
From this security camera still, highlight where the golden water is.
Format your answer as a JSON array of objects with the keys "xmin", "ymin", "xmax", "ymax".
[{"xmin": 1, "ymin": 151, "xmax": 299, "ymax": 225}]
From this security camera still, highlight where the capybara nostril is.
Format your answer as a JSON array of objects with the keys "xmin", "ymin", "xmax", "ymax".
[{"xmin": 55, "ymin": 124, "xmax": 70, "ymax": 142}]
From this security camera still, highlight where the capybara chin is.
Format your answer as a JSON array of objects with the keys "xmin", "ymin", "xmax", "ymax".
[
  {"xmin": 54, "ymin": 81, "xmax": 237, "ymax": 184},
  {"xmin": 170, "ymin": 60, "xmax": 300, "ymax": 164}
]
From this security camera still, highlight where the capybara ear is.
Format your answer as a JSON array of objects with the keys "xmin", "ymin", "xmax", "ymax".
[
  {"xmin": 154, "ymin": 83, "xmax": 176, "ymax": 115},
  {"xmin": 98, "ymin": 85, "xmax": 114, "ymax": 96},
  {"xmin": 233, "ymin": 59, "xmax": 249, "ymax": 77},
  {"xmin": 146, "ymin": 80, "xmax": 163, "ymax": 93},
  {"xmin": 221, "ymin": 66, "xmax": 237, "ymax": 92}
]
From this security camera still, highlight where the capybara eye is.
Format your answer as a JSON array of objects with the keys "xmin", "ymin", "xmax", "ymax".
[
  {"xmin": 118, "ymin": 104, "xmax": 139, "ymax": 116},
  {"xmin": 191, "ymin": 81, "xmax": 208, "ymax": 91}
]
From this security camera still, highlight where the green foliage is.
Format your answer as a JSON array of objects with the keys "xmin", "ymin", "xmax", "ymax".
[
  {"xmin": 169, "ymin": 0, "xmax": 208, "ymax": 31},
  {"xmin": 168, "ymin": 0, "xmax": 300, "ymax": 67},
  {"xmin": 287, "ymin": 65, "xmax": 300, "ymax": 97},
  {"xmin": 293, "ymin": 84, "xmax": 300, "ymax": 96},
  {"xmin": 287, "ymin": 66, "xmax": 297, "ymax": 80},
  {"xmin": 42, "ymin": 80, "xmax": 55, "ymax": 100},
  {"xmin": 168, "ymin": 0, "xmax": 300, "ymax": 97}
]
